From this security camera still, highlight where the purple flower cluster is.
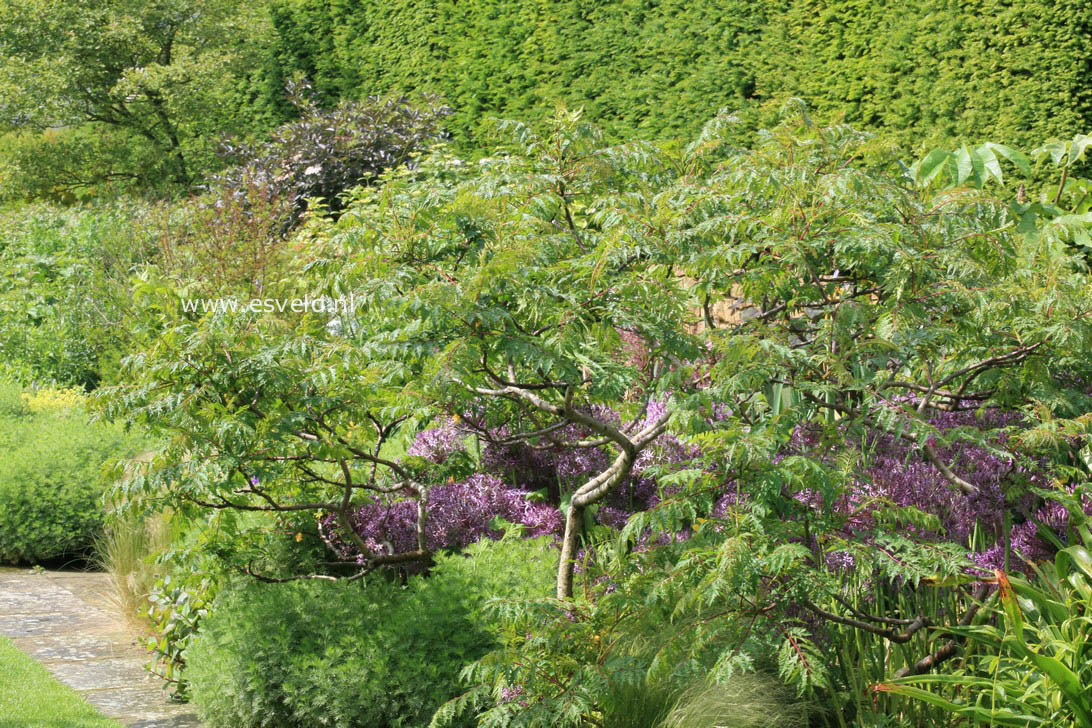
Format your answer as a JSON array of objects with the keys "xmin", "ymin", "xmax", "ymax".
[
  {"xmin": 480, "ymin": 411, "xmax": 621, "ymax": 490},
  {"xmin": 406, "ymin": 418, "xmax": 465, "ymax": 464},
  {"xmin": 319, "ymin": 474, "xmax": 562, "ymax": 563},
  {"xmin": 321, "ymin": 398, "xmax": 1083, "ymax": 576},
  {"xmin": 972, "ymin": 493, "xmax": 1092, "ymax": 571},
  {"xmin": 850, "ymin": 409, "xmax": 1064, "ymax": 571},
  {"xmin": 708, "ymin": 406, "xmax": 1082, "ymax": 573},
  {"xmin": 320, "ymin": 402, "xmax": 694, "ymax": 563}
]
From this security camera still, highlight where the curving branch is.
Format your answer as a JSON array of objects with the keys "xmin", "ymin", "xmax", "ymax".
[
  {"xmin": 457, "ymin": 374, "xmax": 671, "ymax": 598},
  {"xmin": 803, "ymin": 600, "xmax": 930, "ymax": 643},
  {"xmin": 894, "ymin": 584, "xmax": 992, "ymax": 677}
]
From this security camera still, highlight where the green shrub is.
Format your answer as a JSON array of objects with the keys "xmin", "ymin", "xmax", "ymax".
[
  {"xmin": 0, "ymin": 126, "xmax": 162, "ymax": 204},
  {"xmin": 0, "ymin": 200, "xmax": 160, "ymax": 388},
  {"xmin": 0, "ymin": 382, "xmax": 146, "ymax": 564},
  {"xmin": 145, "ymin": 570, "xmax": 215, "ymax": 699},
  {"xmin": 0, "ymin": 0, "xmax": 273, "ymax": 197},
  {"xmin": 0, "ymin": 379, "xmax": 26, "ymax": 418},
  {"xmin": 185, "ymin": 536, "xmax": 557, "ymax": 728}
]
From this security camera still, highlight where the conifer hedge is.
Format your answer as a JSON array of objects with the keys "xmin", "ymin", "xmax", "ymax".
[
  {"xmin": 255, "ymin": 0, "xmax": 1092, "ymax": 152},
  {"xmin": 753, "ymin": 0, "xmax": 1092, "ymax": 150},
  {"xmin": 255, "ymin": 0, "xmax": 770, "ymax": 145}
]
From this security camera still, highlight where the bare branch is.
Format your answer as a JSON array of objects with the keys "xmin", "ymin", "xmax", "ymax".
[
  {"xmin": 894, "ymin": 584, "xmax": 992, "ymax": 677},
  {"xmin": 804, "ymin": 600, "xmax": 930, "ymax": 643}
]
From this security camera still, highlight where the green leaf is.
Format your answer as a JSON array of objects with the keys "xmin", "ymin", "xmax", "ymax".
[
  {"xmin": 876, "ymin": 683, "xmax": 1046, "ymax": 726},
  {"xmin": 974, "ymin": 145, "xmax": 1003, "ymax": 185},
  {"xmin": 986, "ymin": 143, "xmax": 1032, "ymax": 176},
  {"xmin": 952, "ymin": 147, "xmax": 974, "ymax": 185},
  {"xmin": 1057, "ymin": 545, "xmax": 1092, "ymax": 581},
  {"xmin": 916, "ymin": 148, "xmax": 950, "ymax": 186}
]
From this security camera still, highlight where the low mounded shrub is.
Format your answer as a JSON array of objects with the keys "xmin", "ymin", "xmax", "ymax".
[
  {"xmin": 185, "ymin": 536, "xmax": 557, "ymax": 728},
  {"xmin": 0, "ymin": 381, "xmax": 146, "ymax": 564}
]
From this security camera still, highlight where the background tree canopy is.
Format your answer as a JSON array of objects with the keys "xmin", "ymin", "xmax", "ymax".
[
  {"xmin": 0, "ymin": 0, "xmax": 270, "ymax": 197},
  {"xmin": 4, "ymin": 0, "xmax": 1091, "ymax": 198}
]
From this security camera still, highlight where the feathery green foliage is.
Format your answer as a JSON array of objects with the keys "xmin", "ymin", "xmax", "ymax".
[{"xmin": 185, "ymin": 536, "xmax": 556, "ymax": 728}]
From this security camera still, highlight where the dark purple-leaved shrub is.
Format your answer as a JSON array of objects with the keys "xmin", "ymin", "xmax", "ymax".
[{"xmin": 217, "ymin": 80, "xmax": 451, "ymax": 220}]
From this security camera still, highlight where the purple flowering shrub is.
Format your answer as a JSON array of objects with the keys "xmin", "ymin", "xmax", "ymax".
[
  {"xmin": 319, "ymin": 403, "xmax": 696, "ymax": 564},
  {"xmin": 708, "ymin": 407, "xmax": 1090, "ymax": 574},
  {"xmin": 321, "ymin": 401, "xmax": 1086, "ymax": 574},
  {"xmin": 406, "ymin": 418, "xmax": 467, "ymax": 464},
  {"xmin": 479, "ymin": 408, "xmax": 618, "ymax": 497},
  {"xmin": 858, "ymin": 409, "xmax": 1054, "ymax": 571},
  {"xmin": 319, "ymin": 474, "xmax": 561, "ymax": 564}
]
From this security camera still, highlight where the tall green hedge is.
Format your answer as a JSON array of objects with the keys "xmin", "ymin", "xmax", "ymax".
[
  {"xmin": 753, "ymin": 0, "xmax": 1092, "ymax": 151},
  {"xmin": 254, "ymin": 0, "xmax": 1092, "ymax": 153},
  {"xmin": 256, "ymin": 0, "xmax": 769, "ymax": 146}
]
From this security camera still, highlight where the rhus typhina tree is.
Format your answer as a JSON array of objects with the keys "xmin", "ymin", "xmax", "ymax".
[
  {"xmin": 311, "ymin": 111, "xmax": 701, "ymax": 597},
  {"xmin": 96, "ymin": 110, "xmax": 701, "ymax": 596}
]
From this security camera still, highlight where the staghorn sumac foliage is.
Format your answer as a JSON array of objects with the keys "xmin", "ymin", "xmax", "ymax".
[
  {"xmin": 95, "ymin": 108, "xmax": 700, "ymax": 597},
  {"xmin": 302, "ymin": 109, "xmax": 703, "ymax": 598},
  {"xmin": 95, "ymin": 104, "xmax": 1092, "ymax": 728},
  {"xmin": 437, "ymin": 108, "xmax": 1092, "ymax": 727}
]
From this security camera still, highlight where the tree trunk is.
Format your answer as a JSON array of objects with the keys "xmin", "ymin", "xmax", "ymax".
[
  {"xmin": 556, "ymin": 502, "xmax": 585, "ymax": 599},
  {"xmin": 555, "ymin": 448, "xmax": 636, "ymax": 598}
]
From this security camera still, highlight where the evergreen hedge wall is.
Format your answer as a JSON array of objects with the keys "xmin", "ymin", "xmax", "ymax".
[
  {"xmin": 254, "ymin": 0, "xmax": 1092, "ymax": 151},
  {"xmin": 753, "ymin": 0, "xmax": 1092, "ymax": 150}
]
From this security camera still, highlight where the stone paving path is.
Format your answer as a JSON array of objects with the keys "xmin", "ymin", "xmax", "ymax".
[{"xmin": 0, "ymin": 569, "xmax": 201, "ymax": 727}]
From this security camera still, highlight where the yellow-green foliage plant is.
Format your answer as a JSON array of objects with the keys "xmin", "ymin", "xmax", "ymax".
[{"xmin": 0, "ymin": 381, "xmax": 147, "ymax": 564}]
